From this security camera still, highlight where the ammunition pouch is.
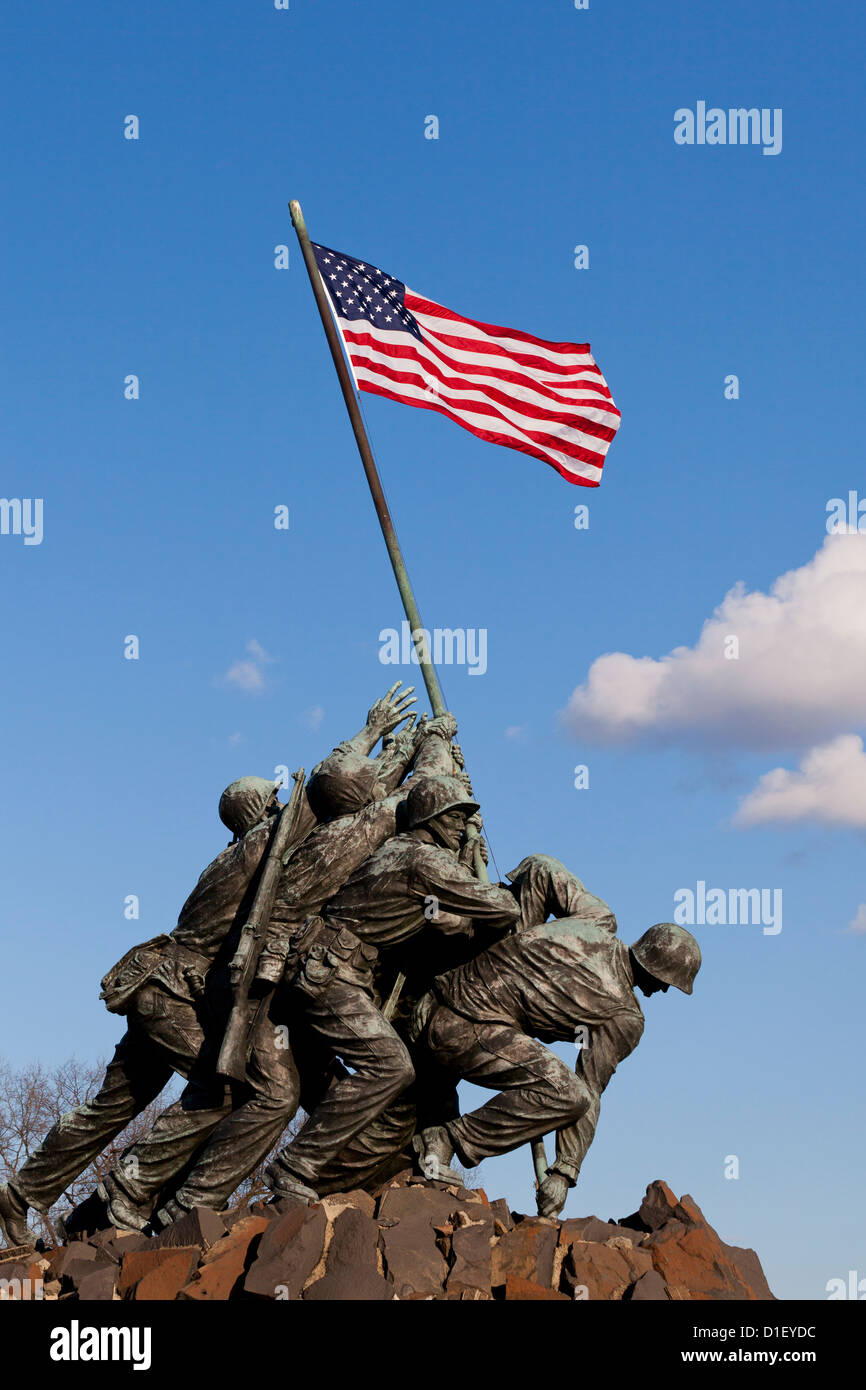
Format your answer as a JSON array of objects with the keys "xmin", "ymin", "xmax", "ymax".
[
  {"xmin": 99, "ymin": 935, "xmax": 173, "ymax": 1015},
  {"xmin": 287, "ymin": 916, "xmax": 378, "ymax": 999},
  {"xmin": 100, "ymin": 936, "xmax": 212, "ymax": 1015}
]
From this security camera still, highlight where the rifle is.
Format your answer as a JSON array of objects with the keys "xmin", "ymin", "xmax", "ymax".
[{"xmin": 217, "ymin": 767, "xmax": 307, "ymax": 1082}]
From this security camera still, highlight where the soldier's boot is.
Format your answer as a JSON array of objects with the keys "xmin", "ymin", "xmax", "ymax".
[
  {"xmin": 411, "ymin": 1126, "xmax": 464, "ymax": 1184},
  {"xmin": 150, "ymin": 1195, "xmax": 192, "ymax": 1234},
  {"xmin": 0, "ymin": 1182, "xmax": 38, "ymax": 1249},
  {"xmin": 264, "ymin": 1159, "xmax": 319, "ymax": 1206},
  {"xmin": 56, "ymin": 1189, "xmax": 111, "ymax": 1243},
  {"xmin": 0, "ymin": 1182, "xmax": 38, "ymax": 1248},
  {"xmin": 96, "ymin": 1175, "xmax": 149, "ymax": 1233}
]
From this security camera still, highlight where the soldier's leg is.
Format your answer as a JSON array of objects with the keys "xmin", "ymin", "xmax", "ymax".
[
  {"xmin": 166, "ymin": 993, "xmax": 301, "ymax": 1214},
  {"xmin": 314, "ymin": 1094, "xmax": 418, "ymax": 1195},
  {"xmin": 312, "ymin": 1038, "xmax": 459, "ymax": 1195},
  {"xmin": 423, "ymin": 1006, "xmax": 590, "ymax": 1166},
  {"xmin": 267, "ymin": 981, "xmax": 415, "ymax": 1195},
  {"xmin": 94, "ymin": 985, "xmax": 230, "ymax": 1223},
  {"xmin": 3, "ymin": 1026, "xmax": 173, "ymax": 1224}
]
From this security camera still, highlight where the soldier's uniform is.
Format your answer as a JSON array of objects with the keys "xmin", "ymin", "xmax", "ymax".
[
  {"xmin": 102, "ymin": 724, "xmax": 457, "ymax": 1218},
  {"xmin": 419, "ymin": 916, "xmax": 646, "ymax": 1184},
  {"xmin": 301, "ymin": 852, "xmax": 612, "ymax": 1196},
  {"xmin": 0, "ymin": 708, "xmax": 421, "ymax": 1238},
  {"xmin": 267, "ymin": 797, "xmax": 521, "ymax": 1198},
  {"xmin": 5, "ymin": 805, "xmax": 284, "ymax": 1222}
]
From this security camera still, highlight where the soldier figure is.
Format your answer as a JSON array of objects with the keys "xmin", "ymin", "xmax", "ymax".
[
  {"xmin": 101, "ymin": 710, "xmax": 460, "ymax": 1228},
  {"xmin": 411, "ymin": 877, "xmax": 702, "ymax": 1218},
  {"xmin": 264, "ymin": 774, "xmax": 521, "ymax": 1204},
  {"xmin": 0, "ymin": 684, "xmax": 418, "ymax": 1246}
]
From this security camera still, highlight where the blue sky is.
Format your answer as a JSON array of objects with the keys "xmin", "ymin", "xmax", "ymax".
[{"xmin": 2, "ymin": 1, "xmax": 864, "ymax": 1299}]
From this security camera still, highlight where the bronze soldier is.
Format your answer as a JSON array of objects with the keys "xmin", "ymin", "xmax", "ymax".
[
  {"xmin": 0, "ymin": 684, "xmax": 417, "ymax": 1247},
  {"xmin": 108, "ymin": 712, "xmax": 460, "ymax": 1227},
  {"xmin": 295, "ymin": 852, "xmax": 614, "ymax": 1196},
  {"xmin": 411, "ymin": 903, "xmax": 701, "ymax": 1219},
  {"xmin": 264, "ymin": 774, "xmax": 521, "ymax": 1204}
]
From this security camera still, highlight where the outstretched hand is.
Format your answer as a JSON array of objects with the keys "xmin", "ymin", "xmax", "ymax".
[
  {"xmin": 536, "ymin": 1172, "xmax": 570, "ymax": 1220},
  {"xmin": 366, "ymin": 682, "xmax": 418, "ymax": 740}
]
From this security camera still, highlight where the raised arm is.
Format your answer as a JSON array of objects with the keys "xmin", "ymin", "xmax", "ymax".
[
  {"xmin": 538, "ymin": 1009, "xmax": 644, "ymax": 1216},
  {"xmin": 343, "ymin": 682, "xmax": 419, "ymax": 757}
]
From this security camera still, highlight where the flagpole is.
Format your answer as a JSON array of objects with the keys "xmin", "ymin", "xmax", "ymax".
[
  {"xmin": 289, "ymin": 198, "xmax": 550, "ymax": 1194},
  {"xmin": 288, "ymin": 199, "xmax": 447, "ymax": 721}
]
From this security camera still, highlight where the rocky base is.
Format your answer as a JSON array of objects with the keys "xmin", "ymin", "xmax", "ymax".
[{"xmin": 0, "ymin": 1176, "xmax": 774, "ymax": 1301}]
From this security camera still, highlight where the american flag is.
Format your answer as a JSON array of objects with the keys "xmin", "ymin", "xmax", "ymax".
[{"xmin": 311, "ymin": 243, "xmax": 621, "ymax": 487}]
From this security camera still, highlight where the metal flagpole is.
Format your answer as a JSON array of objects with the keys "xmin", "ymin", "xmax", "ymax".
[
  {"xmin": 288, "ymin": 199, "xmax": 550, "ymax": 1187},
  {"xmin": 288, "ymin": 200, "xmax": 447, "ymax": 719}
]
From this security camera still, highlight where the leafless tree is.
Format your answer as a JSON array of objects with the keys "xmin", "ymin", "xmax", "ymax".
[{"xmin": 0, "ymin": 1055, "xmax": 181, "ymax": 1244}]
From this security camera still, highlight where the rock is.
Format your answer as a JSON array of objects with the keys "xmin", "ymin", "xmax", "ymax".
[
  {"xmin": 20, "ymin": 1176, "xmax": 773, "ymax": 1302},
  {"xmin": 647, "ymin": 1221, "xmax": 757, "ymax": 1300},
  {"xmin": 563, "ymin": 1241, "xmax": 634, "ymax": 1300},
  {"xmin": 318, "ymin": 1189, "xmax": 377, "ymax": 1221},
  {"xmin": 76, "ymin": 1264, "xmax": 119, "ymax": 1301},
  {"xmin": 487, "ymin": 1198, "xmax": 513, "ymax": 1232},
  {"xmin": 505, "ymin": 1275, "xmax": 569, "ymax": 1301},
  {"xmin": 446, "ymin": 1215, "xmax": 494, "ymax": 1298},
  {"xmin": 491, "ymin": 1217, "xmax": 558, "ymax": 1291},
  {"xmin": 244, "ymin": 1204, "xmax": 327, "ymax": 1301},
  {"xmin": 561, "ymin": 1215, "xmax": 641, "ymax": 1246},
  {"xmin": 620, "ymin": 1179, "xmax": 702, "ymax": 1234},
  {"xmin": 0, "ymin": 1256, "xmax": 45, "ymax": 1298},
  {"xmin": 727, "ymin": 1244, "xmax": 776, "ymax": 1301},
  {"xmin": 61, "ymin": 1257, "xmax": 114, "ymax": 1294},
  {"xmin": 377, "ymin": 1183, "xmax": 477, "ymax": 1298},
  {"xmin": 88, "ymin": 1230, "xmax": 150, "ymax": 1263},
  {"xmin": 153, "ymin": 1206, "xmax": 227, "ymax": 1254},
  {"xmin": 625, "ymin": 1269, "xmax": 671, "ymax": 1301},
  {"xmin": 304, "ymin": 1208, "xmax": 392, "ymax": 1301},
  {"xmin": 379, "ymin": 1216, "xmax": 449, "ymax": 1299},
  {"xmin": 48, "ymin": 1241, "xmax": 98, "ymax": 1276},
  {"xmin": 120, "ymin": 1246, "xmax": 201, "ymax": 1301},
  {"xmin": 179, "ymin": 1214, "xmax": 271, "ymax": 1301}
]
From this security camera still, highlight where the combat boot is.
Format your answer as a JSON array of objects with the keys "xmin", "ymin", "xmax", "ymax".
[
  {"xmin": 0, "ymin": 1182, "xmax": 38, "ymax": 1248},
  {"xmin": 96, "ymin": 1175, "xmax": 149, "ymax": 1233},
  {"xmin": 412, "ymin": 1125, "xmax": 463, "ymax": 1184},
  {"xmin": 264, "ymin": 1160, "xmax": 319, "ymax": 1205}
]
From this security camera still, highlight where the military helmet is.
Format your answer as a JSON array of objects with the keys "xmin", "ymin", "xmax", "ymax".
[
  {"xmin": 630, "ymin": 922, "xmax": 702, "ymax": 994},
  {"xmin": 306, "ymin": 750, "xmax": 382, "ymax": 821},
  {"xmin": 406, "ymin": 775, "xmax": 480, "ymax": 831},
  {"xmin": 219, "ymin": 776, "xmax": 279, "ymax": 838}
]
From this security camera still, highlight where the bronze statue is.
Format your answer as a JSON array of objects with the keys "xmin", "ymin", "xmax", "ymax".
[
  {"xmin": 411, "ymin": 868, "xmax": 701, "ymax": 1218},
  {"xmin": 264, "ymin": 775, "xmax": 520, "ymax": 1203},
  {"xmin": 0, "ymin": 684, "xmax": 420, "ymax": 1245},
  {"xmin": 101, "ymin": 710, "xmax": 459, "ymax": 1228}
]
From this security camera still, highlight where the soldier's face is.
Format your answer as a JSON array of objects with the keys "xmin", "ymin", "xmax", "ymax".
[{"xmin": 427, "ymin": 808, "xmax": 467, "ymax": 851}]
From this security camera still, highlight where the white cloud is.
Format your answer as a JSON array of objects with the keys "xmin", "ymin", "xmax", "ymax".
[
  {"xmin": 847, "ymin": 904, "xmax": 866, "ymax": 935},
  {"xmin": 302, "ymin": 705, "xmax": 325, "ymax": 731},
  {"xmin": 733, "ymin": 734, "xmax": 866, "ymax": 828},
  {"xmin": 562, "ymin": 535, "xmax": 866, "ymax": 749},
  {"xmin": 245, "ymin": 639, "xmax": 274, "ymax": 665},
  {"xmin": 505, "ymin": 725, "xmax": 526, "ymax": 740},
  {"xmin": 223, "ymin": 660, "xmax": 265, "ymax": 694},
  {"xmin": 219, "ymin": 638, "xmax": 274, "ymax": 695}
]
